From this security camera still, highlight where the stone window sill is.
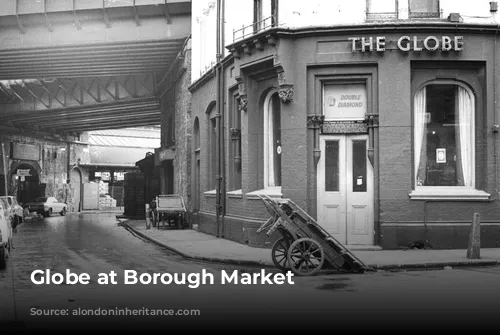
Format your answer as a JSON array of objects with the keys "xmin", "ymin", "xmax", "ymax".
[
  {"xmin": 409, "ymin": 187, "xmax": 491, "ymax": 201},
  {"xmin": 246, "ymin": 187, "xmax": 282, "ymax": 200},
  {"xmin": 227, "ymin": 189, "xmax": 243, "ymax": 198},
  {"xmin": 204, "ymin": 189, "xmax": 217, "ymax": 198}
]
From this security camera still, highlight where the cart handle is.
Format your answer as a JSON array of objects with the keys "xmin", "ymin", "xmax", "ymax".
[
  {"xmin": 266, "ymin": 217, "xmax": 283, "ymax": 237},
  {"xmin": 257, "ymin": 216, "xmax": 275, "ymax": 234}
]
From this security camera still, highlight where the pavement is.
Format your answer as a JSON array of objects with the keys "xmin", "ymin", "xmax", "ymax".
[{"xmin": 118, "ymin": 218, "xmax": 500, "ymax": 271}]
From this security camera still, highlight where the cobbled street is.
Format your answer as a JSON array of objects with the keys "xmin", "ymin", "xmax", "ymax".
[{"xmin": 1, "ymin": 213, "xmax": 499, "ymax": 331}]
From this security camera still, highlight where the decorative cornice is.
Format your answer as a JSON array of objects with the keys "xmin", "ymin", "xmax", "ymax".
[
  {"xmin": 253, "ymin": 38, "xmax": 264, "ymax": 50},
  {"xmin": 322, "ymin": 120, "xmax": 368, "ymax": 134},
  {"xmin": 238, "ymin": 97, "xmax": 248, "ymax": 112},
  {"xmin": 226, "ymin": 23, "xmax": 500, "ymax": 57},
  {"xmin": 307, "ymin": 115, "xmax": 325, "ymax": 128},
  {"xmin": 278, "ymin": 86, "xmax": 293, "ymax": 103},
  {"xmin": 266, "ymin": 34, "xmax": 277, "ymax": 45},
  {"xmin": 229, "ymin": 128, "xmax": 241, "ymax": 141},
  {"xmin": 242, "ymin": 43, "xmax": 252, "ymax": 55},
  {"xmin": 230, "ymin": 47, "xmax": 240, "ymax": 59},
  {"xmin": 364, "ymin": 114, "xmax": 380, "ymax": 127}
]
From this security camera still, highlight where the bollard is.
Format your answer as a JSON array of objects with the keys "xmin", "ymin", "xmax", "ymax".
[
  {"xmin": 466, "ymin": 212, "xmax": 481, "ymax": 259},
  {"xmin": 145, "ymin": 204, "xmax": 151, "ymax": 230}
]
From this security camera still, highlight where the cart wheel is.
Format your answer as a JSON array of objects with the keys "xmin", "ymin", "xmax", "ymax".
[
  {"xmin": 287, "ymin": 237, "xmax": 324, "ymax": 276},
  {"xmin": 271, "ymin": 237, "xmax": 290, "ymax": 271}
]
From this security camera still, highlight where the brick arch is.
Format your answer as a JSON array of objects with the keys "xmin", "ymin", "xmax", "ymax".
[
  {"xmin": 8, "ymin": 161, "xmax": 42, "ymax": 204},
  {"xmin": 8, "ymin": 161, "xmax": 41, "ymax": 180},
  {"xmin": 205, "ymin": 101, "xmax": 216, "ymax": 115}
]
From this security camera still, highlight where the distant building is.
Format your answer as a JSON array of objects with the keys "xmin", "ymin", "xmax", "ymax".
[
  {"xmin": 80, "ymin": 127, "xmax": 161, "ymax": 209},
  {"xmin": 0, "ymin": 126, "xmax": 159, "ymax": 212}
]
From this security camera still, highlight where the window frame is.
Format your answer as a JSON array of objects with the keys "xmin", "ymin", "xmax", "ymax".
[
  {"xmin": 263, "ymin": 88, "xmax": 282, "ymax": 191},
  {"xmin": 253, "ymin": 0, "xmax": 262, "ymax": 32},
  {"xmin": 408, "ymin": 0, "xmax": 440, "ymax": 19},
  {"xmin": 366, "ymin": 0, "xmax": 399, "ymax": 21},
  {"xmin": 206, "ymin": 104, "xmax": 217, "ymax": 193},
  {"xmin": 228, "ymin": 90, "xmax": 242, "ymax": 193},
  {"xmin": 253, "ymin": 0, "xmax": 278, "ymax": 34},
  {"xmin": 409, "ymin": 79, "xmax": 489, "ymax": 200}
]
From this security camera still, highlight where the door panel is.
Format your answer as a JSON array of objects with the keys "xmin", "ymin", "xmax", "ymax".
[
  {"xmin": 71, "ymin": 169, "xmax": 81, "ymax": 212},
  {"xmin": 82, "ymin": 183, "xmax": 99, "ymax": 210},
  {"xmin": 318, "ymin": 135, "xmax": 374, "ymax": 245},
  {"xmin": 323, "ymin": 204, "xmax": 342, "ymax": 234},
  {"xmin": 351, "ymin": 204, "xmax": 369, "ymax": 235},
  {"xmin": 318, "ymin": 136, "xmax": 346, "ymax": 242},
  {"xmin": 346, "ymin": 136, "xmax": 374, "ymax": 244}
]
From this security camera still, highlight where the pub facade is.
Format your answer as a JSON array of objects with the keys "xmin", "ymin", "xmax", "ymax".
[{"xmin": 189, "ymin": 0, "xmax": 500, "ymax": 249}]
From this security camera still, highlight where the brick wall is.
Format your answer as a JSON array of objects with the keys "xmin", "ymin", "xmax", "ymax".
[
  {"xmin": 0, "ymin": 134, "xmax": 89, "ymax": 211},
  {"xmin": 190, "ymin": 30, "xmax": 500, "ymax": 249},
  {"xmin": 158, "ymin": 42, "xmax": 193, "ymax": 221}
]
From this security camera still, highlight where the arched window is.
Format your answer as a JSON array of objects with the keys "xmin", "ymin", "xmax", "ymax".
[
  {"xmin": 193, "ymin": 117, "xmax": 200, "ymax": 151},
  {"xmin": 414, "ymin": 82, "xmax": 475, "ymax": 188},
  {"xmin": 207, "ymin": 104, "xmax": 217, "ymax": 190},
  {"xmin": 264, "ymin": 89, "xmax": 281, "ymax": 189}
]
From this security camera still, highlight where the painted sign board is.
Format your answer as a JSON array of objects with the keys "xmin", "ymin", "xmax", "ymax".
[
  {"xmin": 17, "ymin": 169, "xmax": 32, "ymax": 176},
  {"xmin": 323, "ymin": 84, "xmax": 367, "ymax": 120},
  {"xmin": 11, "ymin": 142, "xmax": 40, "ymax": 161},
  {"xmin": 157, "ymin": 147, "xmax": 175, "ymax": 162},
  {"xmin": 349, "ymin": 36, "xmax": 464, "ymax": 52}
]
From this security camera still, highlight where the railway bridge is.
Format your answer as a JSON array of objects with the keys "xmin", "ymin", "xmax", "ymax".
[{"xmin": 0, "ymin": 0, "xmax": 191, "ymax": 211}]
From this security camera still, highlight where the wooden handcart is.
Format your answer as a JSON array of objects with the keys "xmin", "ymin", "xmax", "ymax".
[
  {"xmin": 151, "ymin": 195, "xmax": 186, "ymax": 229},
  {"xmin": 257, "ymin": 194, "xmax": 373, "ymax": 276}
]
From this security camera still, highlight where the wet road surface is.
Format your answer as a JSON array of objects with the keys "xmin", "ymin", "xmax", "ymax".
[{"xmin": 1, "ymin": 213, "xmax": 499, "ymax": 332}]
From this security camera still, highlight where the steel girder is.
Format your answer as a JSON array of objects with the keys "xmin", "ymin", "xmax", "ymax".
[{"xmin": 0, "ymin": 1, "xmax": 191, "ymax": 134}]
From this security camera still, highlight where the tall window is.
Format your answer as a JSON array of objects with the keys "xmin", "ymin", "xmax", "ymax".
[
  {"xmin": 264, "ymin": 90, "xmax": 281, "ymax": 188},
  {"xmin": 409, "ymin": 0, "xmax": 439, "ymax": 18},
  {"xmin": 253, "ymin": 0, "xmax": 262, "ymax": 31},
  {"xmin": 207, "ymin": 105, "xmax": 217, "ymax": 190},
  {"xmin": 414, "ymin": 83, "xmax": 474, "ymax": 188},
  {"xmin": 193, "ymin": 117, "xmax": 200, "ymax": 211},
  {"xmin": 366, "ymin": 0, "xmax": 440, "ymax": 20},
  {"xmin": 253, "ymin": 0, "xmax": 277, "ymax": 32},
  {"xmin": 229, "ymin": 93, "xmax": 242, "ymax": 191}
]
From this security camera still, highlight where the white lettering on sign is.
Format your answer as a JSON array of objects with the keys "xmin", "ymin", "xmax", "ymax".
[
  {"xmin": 17, "ymin": 169, "xmax": 31, "ymax": 176},
  {"xmin": 350, "ymin": 36, "xmax": 463, "ymax": 52}
]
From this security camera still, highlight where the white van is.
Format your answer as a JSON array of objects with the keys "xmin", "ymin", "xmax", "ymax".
[{"xmin": 0, "ymin": 200, "xmax": 13, "ymax": 269}]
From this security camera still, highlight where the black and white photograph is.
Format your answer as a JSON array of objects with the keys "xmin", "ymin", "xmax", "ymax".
[{"xmin": 1, "ymin": 0, "xmax": 500, "ymax": 332}]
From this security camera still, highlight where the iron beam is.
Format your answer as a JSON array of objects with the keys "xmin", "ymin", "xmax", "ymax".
[
  {"xmin": 18, "ymin": 111, "xmax": 160, "ymax": 128},
  {"xmin": 10, "ymin": 105, "xmax": 159, "ymax": 124},
  {"xmin": 0, "ymin": 100, "xmax": 158, "ymax": 121}
]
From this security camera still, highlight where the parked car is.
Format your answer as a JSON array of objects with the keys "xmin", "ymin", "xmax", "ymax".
[
  {"xmin": 0, "ymin": 195, "xmax": 24, "ymax": 229},
  {"xmin": 0, "ymin": 201, "xmax": 13, "ymax": 269},
  {"xmin": 23, "ymin": 197, "xmax": 68, "ymax": 217}
]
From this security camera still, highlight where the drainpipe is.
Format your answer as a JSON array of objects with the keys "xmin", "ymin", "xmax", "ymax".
[
  {"xmin": 214, "ymin": 0, "xmax": 222, "ymax": 237},
  {"xmin": 219, "ymin": 0, "xmax": 227, "ymax": 237},
  {"xmin": 493, "ymin": 23, "xmax": 499, "ymax": 198},
  {"xmin": 65, "ymin": 142, "xmax": 71, "ymax": 204},
  {"xmin": 2, "ymin": 140, "xmax": 8, "ymax": 196},
  {"xmin": 66, "ymin": 142, "xmax": 71, "ymax": 184}
]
